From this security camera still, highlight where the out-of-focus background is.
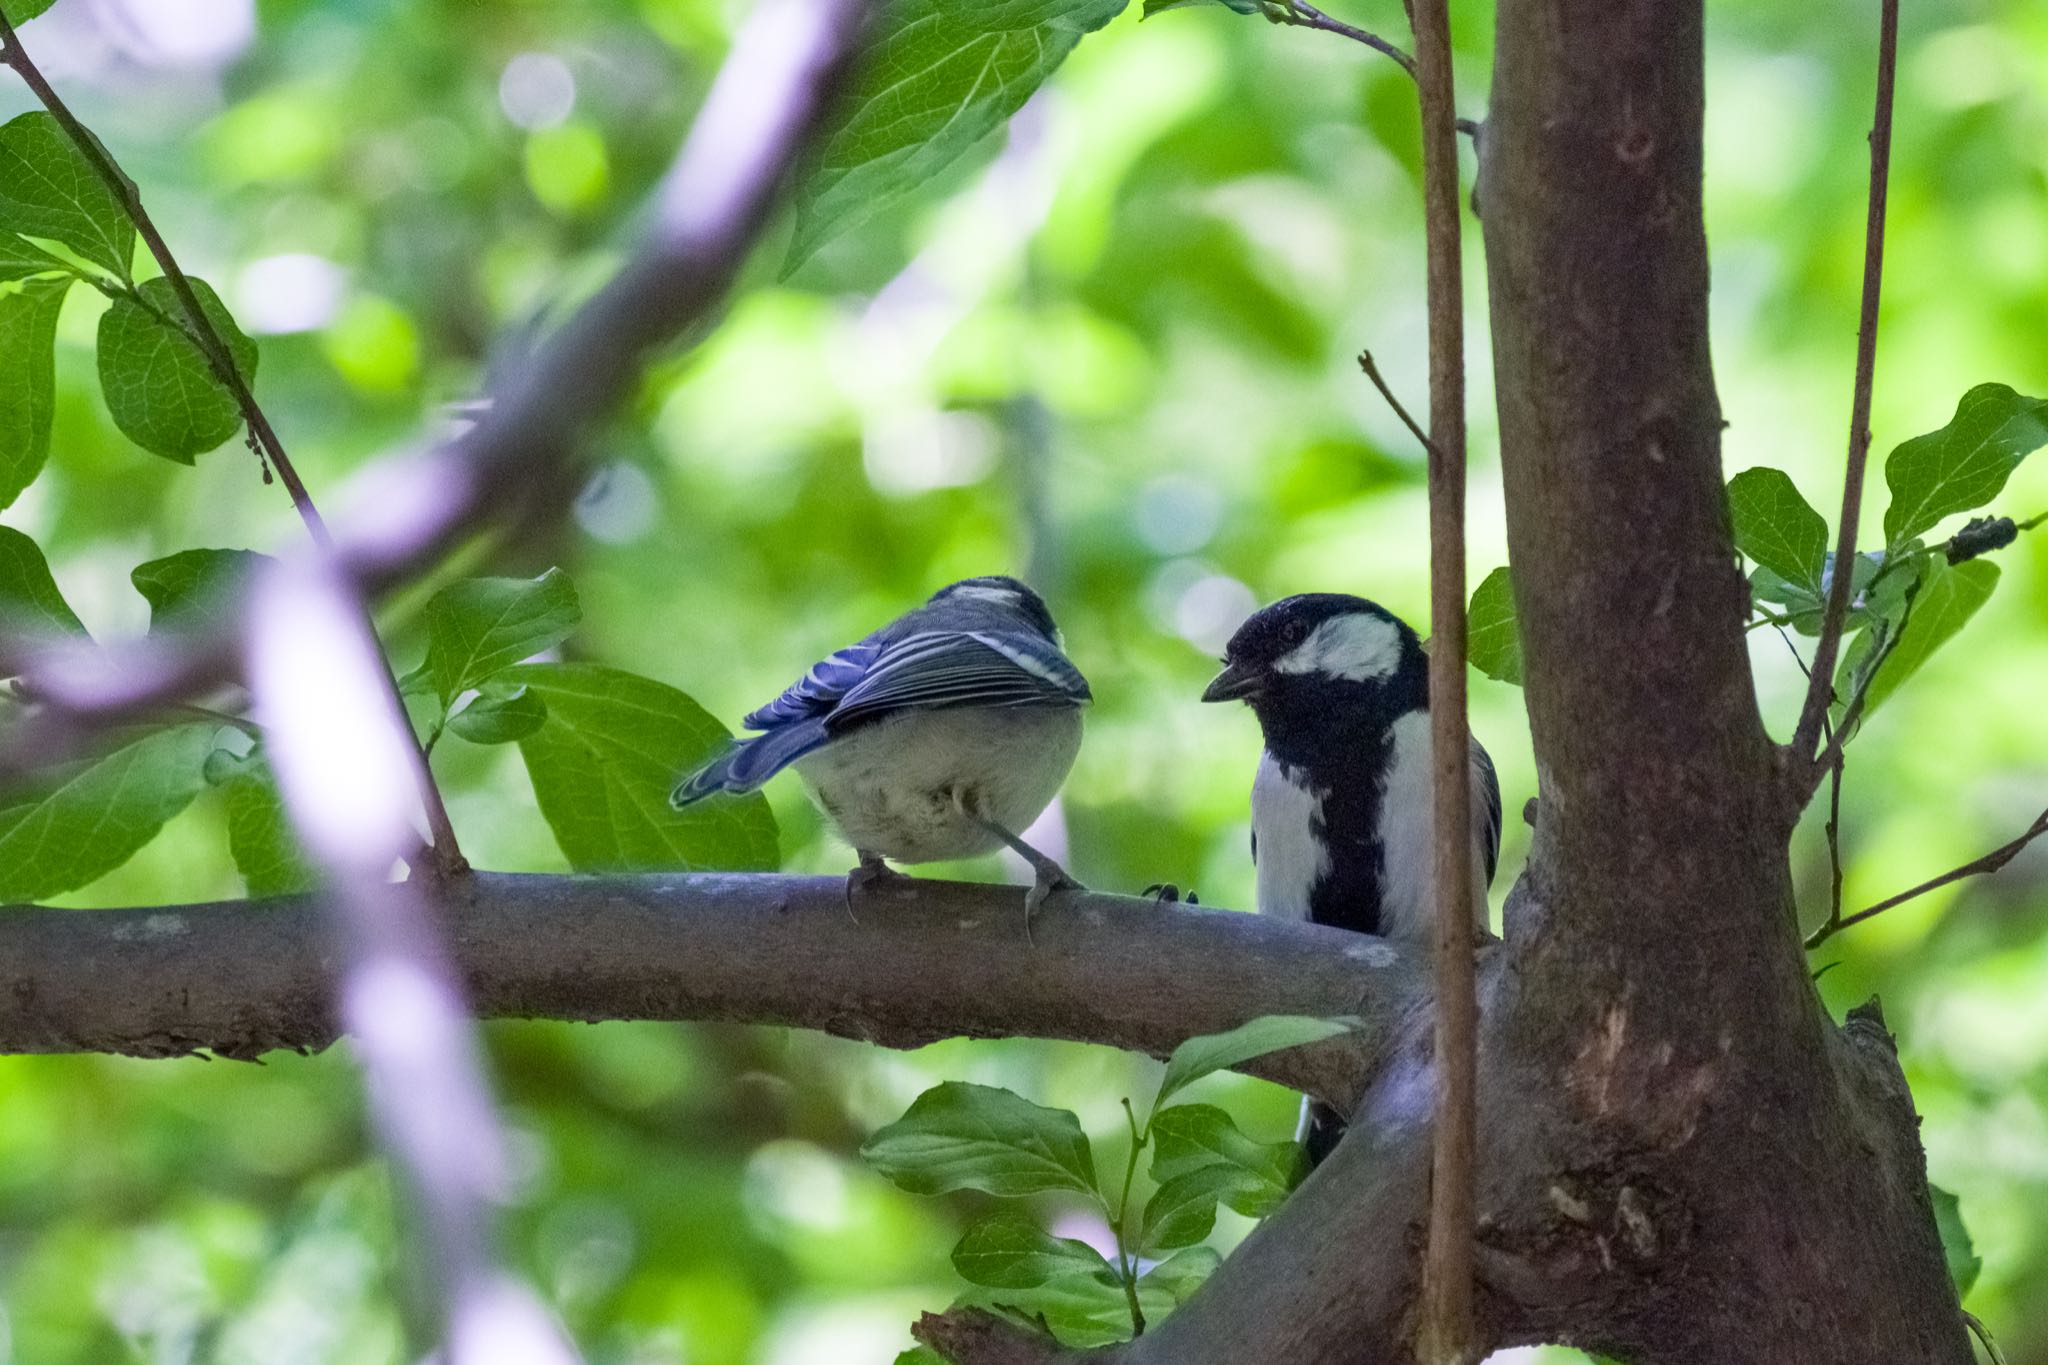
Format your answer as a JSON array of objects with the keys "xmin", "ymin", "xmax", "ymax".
[{"xmin": 0, "ymin": 0, "xmax": 2042, "ymax": 1359}]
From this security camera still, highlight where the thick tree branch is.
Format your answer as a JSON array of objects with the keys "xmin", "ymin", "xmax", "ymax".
[
  {"xmin": 0, "ymin": 874, "xmax": 1421, "ymax": 1103},
  {"xmin": 1789, "ymin": 0, "xmax": 1900, "ymax": 781}
]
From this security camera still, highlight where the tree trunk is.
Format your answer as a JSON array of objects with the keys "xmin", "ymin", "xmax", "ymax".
[{"xmin": 1477, "ymin": 0, "xmax": 1971, "ymax": 1358}]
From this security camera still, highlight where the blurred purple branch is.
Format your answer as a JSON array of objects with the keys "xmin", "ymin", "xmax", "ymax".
[
  {"xmin": 246, "ymin": 558, "xmax": 573, "ymax": 1363},
  {"xmin": 0, "ymin": 0, "xmax": 874, "ymax": 1355},
  {"xmin": 1, "ymin": 0, "xmax": 868, "ymax": 729}
]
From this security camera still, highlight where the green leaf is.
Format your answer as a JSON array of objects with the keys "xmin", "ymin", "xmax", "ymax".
[
  {"xmin": 212, "ymin": 750, "xmax": 317, "ymax": 896},
  {"xmin": 950, "ymin": 1210, "xmax": 1114, "ymax": 1289},
  {"xmin": 0, "ymin": 523, "xmax": 87, "ymax": 642},
  {"xmin": 894, "ymin": 1352, "xmax": 948, "ymax": 1365},
  {"xmin": 446, "ymin": 684, "xmax": 548, "ymax": 745},
  {"xmin": 0, "ymin": 273, "xmax": 70, "ymax": 509},
  {"xmin": 1883, "ymin": 384, "xmax": 2048, "ymax": 546},
  {"xmin": 785, "ymin": 0, "xmax": 1128, "ymax": 269},
  {"xmin": 499, "ymin": 662, "xmax": 778, "ymax": 872},
  {"xmin": 0, "ymin": 111, "xmax": 134, "ymax": 278},
  {"xmin": 420, "ymin": 569, "xmax": 581, "ymax": 704},
  {"xmin": 0, "ymin": 723, "xmax": 214, "ymax": 901},
  {"xmin": 1156, "ymin": 1014, "xmax": 1355, "ymax": 1106},
  {"xmin": 1142, "ymin": 0, "xmax": 1259, "ymax": 15},
  {"xmin": 1930, "ymin": 1184, "xmax": 1980, "ymax": 1299},
  {"xmin": 0, "ymin": 2, "xmax": 63, "ymax": 25},
  {"xmin": 1834, "ymin": 558, "xmax": 1998, "ymax": 723},
  {"xmin": 1148, "ymin": 1103, "xmax": 1303, "ymax": 1218},
  {"xmin": 1138, "ymin": 1245, "xmax": 1221, "ymax": 1306},
  {"xmin": 954, "ymin": 1269, "xmax": 1147, "ymax": 1349},
  {"xmin": 1728, "ymin": 467, "xmax": 1828, "ymax": 595},
  {"xmin": 1466, "ymin": 565, "xmax": 1522, "ymax": 685},
  {"xmin": 861, "ymin": 1081, "xmax": 1097, "ymax": 1198},
  {"xmin": 130, "ymin": 548, "xmax": 270, "ymax": 636},
  {"xmin": 1139, "ymin": 1164, "xmax": 1255, "ymax": 1253},
  {"xmin": 0, "ymin": 232, "xmax": 70, "ymax": 281},
  {"xmin": 97, "ymin": 275, "xmax": 257, "ymax": 463}
]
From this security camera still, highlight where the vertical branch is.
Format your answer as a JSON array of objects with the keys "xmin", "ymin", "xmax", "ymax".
[
  {"xmin": 1788, "ymin": 0, "xmax": 1900, "ymax": 776},
  {"xmin": 1411, "ymin": 0, "xmax": 1476, "ymax": 1360}
]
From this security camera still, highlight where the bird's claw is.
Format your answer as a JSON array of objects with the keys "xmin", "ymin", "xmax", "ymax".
[
  {"xmin": 843, "ymin": 853, "xmax": 905, "ymax": 923},
  {"xmin": 1021, "ymin": 865, "xmax": 1084, "ymax": 947},
  {"xmin": 1140, "ymin": 882, "xmax": 1199, "ymax": 906}
]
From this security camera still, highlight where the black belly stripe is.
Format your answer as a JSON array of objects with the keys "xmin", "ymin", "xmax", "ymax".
[{"xmin": 1295, "ymin": 732, "xmax": 1393, "ymax": 936}]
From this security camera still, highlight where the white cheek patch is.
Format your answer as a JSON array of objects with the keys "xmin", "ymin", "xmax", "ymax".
[{"xmin": 1273, "ymin": 612, "xmax": 1402, "ymax": 682}]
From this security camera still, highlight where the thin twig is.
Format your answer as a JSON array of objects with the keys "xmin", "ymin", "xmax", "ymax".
[
  {"xmin": 1805, "ymin": 574, "xmax": 1921, "ymax": 794},
  {"xmin": 0, "ymin": 14, "xmax": 323, "ymax": 539},
  {"xmin": 1358, "ymin": 350, "xmax": 1438, "ymax": 458},
  {"xmin": 0, "ymin": 10, "xmax": 474, "ymax": 875},
  {"xmin": 1262, "ymin": 0, "xmax": 1416, "ymax": 74},
  {"xmin": 1410, "ymin": 0, "xmax": 1476, "ymax": 1358},
  {"xmin": 1789, "ymin": 0, "xmax": 1900, "ymax": 782},
  {"xmin": 1807, "ymin": 805, "xmax": 2048, "ymax": 949}
]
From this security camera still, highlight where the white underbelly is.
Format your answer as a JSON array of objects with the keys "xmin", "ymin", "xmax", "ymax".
[
  {"xmin": 1252, "ymin": 751, "xmax": 1327, "ymax": 921},
  {"xmin": 1376, "ymin": 710, "xmax": 1492, "ymax": 940},
  {"xmin": 795, "ymin": 706, "xmax": 1085, "ymax": 863}
]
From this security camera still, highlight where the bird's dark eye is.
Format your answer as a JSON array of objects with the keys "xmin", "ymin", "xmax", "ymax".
[{"xmin": 1280, "ymin": 619, "xmax": 1307, "ymax": 646}]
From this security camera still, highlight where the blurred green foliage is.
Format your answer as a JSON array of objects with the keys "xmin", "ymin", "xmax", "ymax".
[{"xmin": 0, "ymin": 0, "xmax": 2044, "ymax": 1360}]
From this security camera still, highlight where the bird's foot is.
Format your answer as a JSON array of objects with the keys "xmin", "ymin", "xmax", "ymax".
[
  {"xmin": 1021, "ymin": 858, "xmax": 1085, "ymax": 947},
  {"xmin": 1140, "ymin": 883, "xmax": 1199, "ymax": 906},
  {"xmin": 948, "ymin": 788, "xmax": 1084, "ymax": 945},
  {"xmin": 843, "ymin": 852, "xmax": 905, "ymax": 923}
]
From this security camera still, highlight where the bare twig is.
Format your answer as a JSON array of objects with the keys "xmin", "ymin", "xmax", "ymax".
[
  {"xmin": 1410, "ymin": 0, "xmax": 1477, "ymax": 1357},
  {"xmin": 1789, "ymin": 0, "xmax": 1900, "ymax": 782},
  {"xmin": 1261, "ymin": 0, "xmax": 1415, "ymax": 74},
  {"xmin": 0, "ymin": 11, "xmax": 323, "ymax": 538},
  {"xmin": 1357, "ymin": 350, "xmax": 1438, "ymax": 458},
  {"xmin": 1807, "ymin": 805, "xmax": 2048, "ymax": 949}
]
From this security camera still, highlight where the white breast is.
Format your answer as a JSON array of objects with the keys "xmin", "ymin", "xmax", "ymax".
[
  {"xmin": 1251, "ymin": 751, "xmax": 1328, "ymax": 921},
  {"xmin": 795, "ymin": 706, "xmax": 1083, "ymax": 864},
  {"xmin": 1376, "ymin": 710, "xmax": 1493, "ymax": 941}
]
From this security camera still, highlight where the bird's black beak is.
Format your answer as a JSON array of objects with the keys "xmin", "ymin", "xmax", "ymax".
[{"xmin": 1201, "ymin": 661, "xmax": 1263, "ymax": 704}]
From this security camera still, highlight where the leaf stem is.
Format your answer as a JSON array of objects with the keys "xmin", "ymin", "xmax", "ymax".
[
  {"xmin": 0, "ymin": 10, "xmax": 466, "ymax": 878},
  {"xmin": 1789, "ymin": 0, "xmax": 1899, "ymax": 786},
  {"xmin": 1115, "ymin": 1095, "xmax": 1149, "ymax": 1336}
]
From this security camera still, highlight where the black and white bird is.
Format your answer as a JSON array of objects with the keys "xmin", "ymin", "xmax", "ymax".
[
  {"xmin": 671, "ymin": 576, "xmax": 1091, "ymax": 926},
  {"xmin": 1202, "ymin": 593, "xmax": 1501, "ymax": 1158}
]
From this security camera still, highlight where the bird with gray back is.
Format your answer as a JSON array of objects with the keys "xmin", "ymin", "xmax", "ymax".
[{"xmin": 672, "ymin": 576, "xmax": 1091, "ymax": 934}]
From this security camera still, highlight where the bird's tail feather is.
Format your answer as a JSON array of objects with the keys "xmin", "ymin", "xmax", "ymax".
[
  {"xmin": 670, "ymin": 719, "xmax": 829, "ymax": 808},
  {"xmin": 1297, "ymin": 1096, "xmax": 1346, "ymax": 1168}
]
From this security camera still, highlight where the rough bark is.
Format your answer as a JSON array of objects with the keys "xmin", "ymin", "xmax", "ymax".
[
  {"xmin": 0, "ymin": 873, "xmax": 1419, "ymax": 1109},
  {"xmin": 1477, "ymin": 0, "xmax": 1970, "ymax": 1360}
]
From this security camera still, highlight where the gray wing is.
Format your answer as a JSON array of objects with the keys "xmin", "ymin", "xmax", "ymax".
[{"xmin": 826, "ymin": 629, "xmax": 1090, "ymax": 731}]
